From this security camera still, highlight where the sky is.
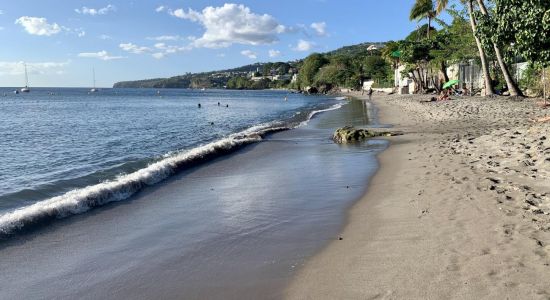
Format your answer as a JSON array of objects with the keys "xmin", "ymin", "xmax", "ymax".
[{"xmin": 0, "ymin": 0, "xmax": 454, "ymax": 87}]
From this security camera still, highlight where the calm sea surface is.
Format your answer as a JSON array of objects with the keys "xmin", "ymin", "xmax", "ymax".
[{"xmin": 0, "ymin": 88, "xmax": 340, "ymax": 234}]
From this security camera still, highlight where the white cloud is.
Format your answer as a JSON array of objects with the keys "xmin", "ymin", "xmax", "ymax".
[
  {"xmin": 217, "ymin": 53, "xmax": 226, "ymax": 57},
  {"xmin": 119, "ymin": 42, "xmax": 151, "ymax": 54},
  {"xmin": 0, "ymin": 27, "xmax": 4, "ymax": 31},
  {"xmin": 0, "ymin": 10, "xmax": 4, "ymax": 15},
  {"xmin": 0, "ymin": 60, "xmax": 70, "ymax": 76},
  {"xmin": 77, "ymin": 30, "xmax": 86, "ymax": 37},
  {"xmin": 78, "ymin": 51, "xmax": 124, "ymax": 61},
  {"xmin": 119, "ymin": 41, "xmax": 190, "ymax": 59},
  {"xmin": 99, "ymin": 34, "xmax": 112, "ymax": 40},
  {"xmin": 269, "ymin": 49, "xmax": 281, "ymax": 58},
  {"xmin": 152, "ymin": 52, "xmax": 165, "ymax": 59},
  {"xmin": 293, "ymin": 39, "xmax": 315, "ymax": 51},
  {"xmin": 146, "ymin": 35, "xmax": 182, "ymax": 41},
  {"xmin": 311, "ymin": 22, "xmax": 327, "ymax": 36},
  {"xmin": 155, "ymin": 6, "xmax": 166, "ymax": 13},
  {"xmin": 169, "ymin": 3, "xmax": 286, "ymax": 48},
  {"xmin": 241, "ymin": 50, "xmax": 257, "ymax": 59},
  {"xmin": 15, "ymin": 16, "xmax": 62, "ymax": 36},
  {"xmin": 152, "ymin": 43, "xmax": 191, "ymax": 57},
  {"xmin": 169, "ymin": 8, "xmax": 201, "ymax": 21},
  {"xmin": 75, "ymin": 5, "xmax": 116, "ymax": 16}
]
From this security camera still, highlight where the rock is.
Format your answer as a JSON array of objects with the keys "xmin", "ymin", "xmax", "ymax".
[
  {"xmin": 332, "ymin": 126, "xmax": 397, "ymax": 144},
  {"xmin": 304, "ymin": 86, "xmax": 318, "ymax": 94}
]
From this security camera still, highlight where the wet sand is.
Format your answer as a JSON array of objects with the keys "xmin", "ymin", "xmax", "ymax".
[
  {"xmin": 0, "ymin": 99, "xmax": 385, "ymax": 299},
  {"xmin": 286, "ymin": 94, "xmax": 550, "ymax": 299}
]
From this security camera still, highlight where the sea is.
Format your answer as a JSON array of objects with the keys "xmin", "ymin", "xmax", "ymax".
[{"xmin": 0, "ymin": 88, "xmax": 386, "ymax": 299}]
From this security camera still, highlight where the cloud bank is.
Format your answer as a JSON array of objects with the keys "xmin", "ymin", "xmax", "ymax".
[
  {"xmin": 169, "ymin": 3, "xmax": 285, "ymax": 48},
  {"xmin": 15, "ymin": 16, "xmax": 61, "ymax": 36}
]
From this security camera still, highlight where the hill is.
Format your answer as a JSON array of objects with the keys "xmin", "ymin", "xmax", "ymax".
[{"xmin": 112, "ymin": 42, "xmax": 385, "ymax": 89}]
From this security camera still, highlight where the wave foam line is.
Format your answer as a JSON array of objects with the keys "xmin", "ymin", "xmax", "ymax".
[
  {"xmin": 0, "ymin": 124, "xmax": 287, "ymax": 236},
  {"xmin": 0, "ymin": 101, "xmax": 346, "ymax": 236},
  {"xmin": 299, "ymin": 103, "xmax": 345, "ymax": 127}
]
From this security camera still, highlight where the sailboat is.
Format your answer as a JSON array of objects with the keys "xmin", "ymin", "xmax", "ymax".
[
  {"xmin": 90, "ymin": 68, "xmax": 98, "ymax": 93},
  {"xmin": 20, "ymin": 63, "xmax": 30, "ymax": 93}
]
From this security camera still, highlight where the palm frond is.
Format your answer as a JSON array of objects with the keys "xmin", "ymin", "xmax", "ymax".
[
  {"xmin": 436, "ymin": 0, "xmax": 449, "ymax": 14},
  {"xmin": 410, "ymin": 0, "xmax": 436, "ymax": 21}
]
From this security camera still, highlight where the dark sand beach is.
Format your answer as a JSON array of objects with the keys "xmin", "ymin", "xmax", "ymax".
[{"xmin": 287, "ymin": 93, "xmax": 550, "ymax": 299}]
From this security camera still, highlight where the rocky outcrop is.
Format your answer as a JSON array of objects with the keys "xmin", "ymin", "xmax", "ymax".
[
  {"xmin": 304, "ymin": 86, "xmax": 318, "ymax": 94},
  {"xmin": 332, "ymin": 126, "xmax": 397, "ymax": 143}
]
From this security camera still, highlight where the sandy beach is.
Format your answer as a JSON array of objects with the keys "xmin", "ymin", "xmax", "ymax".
[{"xmin": 287, "ymin": 93, "xmax": 550, "ymax": 299}]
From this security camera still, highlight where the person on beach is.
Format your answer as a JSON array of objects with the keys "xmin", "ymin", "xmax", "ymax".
[
  {"xmin": 368, "ymin": 87, "xmax": 373, "ymax": 100},
  {"xmin": 438, "ymin": 90, "xmax": 451, "ymax": 101}
]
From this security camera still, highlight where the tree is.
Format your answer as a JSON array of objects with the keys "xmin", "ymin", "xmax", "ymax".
[
  {"xmin": 435, "ymin": 0, "xmax": 449, "ymax": 14},
  {"xmin": 297, "ymin": 53, "xmax": 329, "ymax": 87},
  {"xmin": 410, "ymin": 0, "xmax": 449, "ymax": 39},
  {"xmin": 483, "ymin": 0, "xmax": 550, "ymax": 68},
  {"xmin": 430, "ymin": 6, "xmax": 478, "ymax": 87},
  {"xmin": 463, "ymin": 0, "xmax": 495, "ymax": 96},
  {"xmin": 475, "ymin": 0, "xmax": 524, "ymax": 97},
  {"xmin": 363, "ymin": 56, "xmax": 391, "ymax": 83},
  {"xmin": 410, "ymin": 0, "xmax": 436, "ymax": 39},
  {"xmin": 400, "ymin": 39, "xmax": 435, "ymax": 93}
]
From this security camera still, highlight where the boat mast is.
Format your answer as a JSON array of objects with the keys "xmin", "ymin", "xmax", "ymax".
[
  {"xmin": 24, "ymin": 63, "xmax": 29, "ymax": 88},
  {"xmin": 93, "ymin": 67, "xmax": 96, "ymax": 89}
]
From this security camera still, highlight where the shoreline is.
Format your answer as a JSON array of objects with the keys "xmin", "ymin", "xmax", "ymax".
[
  {"xmin": 286, "ymin": 93, "xmax": 550, "ymax": 299},
  {"xmin": 0, "ymin": 97, "xmax": 382, "ymax": 299}
]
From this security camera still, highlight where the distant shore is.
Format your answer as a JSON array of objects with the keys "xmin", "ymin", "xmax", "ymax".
[{"xmin": 286, "ymin": 93, "xmax": 550, "ymax": 299}]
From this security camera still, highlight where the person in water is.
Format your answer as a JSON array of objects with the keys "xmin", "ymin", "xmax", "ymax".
[
  {"xmin": 198, "ymin": 103, "xmax": 201, "ymax": 108},
  {"xmin": 217, "ymin": 102, "xmax": 220, "ymax": 106}
]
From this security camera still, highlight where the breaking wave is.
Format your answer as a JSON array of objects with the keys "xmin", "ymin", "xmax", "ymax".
[{"xmin": 0, "ymin": 102, "xmax": 345, "ymax": 236}]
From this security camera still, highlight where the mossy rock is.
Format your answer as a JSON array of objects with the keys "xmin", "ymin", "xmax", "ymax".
[{"xmin": 332, "ymin": 126, "xmax": 396, "ymax": 144}]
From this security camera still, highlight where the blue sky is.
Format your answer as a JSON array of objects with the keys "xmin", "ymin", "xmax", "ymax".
[{"xmin": 0, "ymin": 0, "xmax": 453, "ymax": 87}]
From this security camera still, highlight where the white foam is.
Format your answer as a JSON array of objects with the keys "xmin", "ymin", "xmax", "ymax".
[
  {"xmin": 0, "ymin": 102, "xmax": 345, "ymax": 235},
  {"xmin": 299, "ymin": 103, "xmax": 345, "ymax": 127},
  {"xmin": 0, "ymin": 125, "xmax": 278, "ymax": 235}
]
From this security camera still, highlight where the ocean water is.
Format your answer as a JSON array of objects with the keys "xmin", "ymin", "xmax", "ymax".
[
  {"xmin": 0, "ymin": 88, "xmax": 340, "ymax": 236},
  {"xmin": 0, "ymin": 93, "xmax": 386, "ymax": 299}
]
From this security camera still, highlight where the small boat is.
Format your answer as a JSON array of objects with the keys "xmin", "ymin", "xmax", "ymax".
[
  {"xmin": 20, "ymin": 63, "xmax": 30, "ymax": 93},
  {"xmin": 90, "ymin": 68, "xmax": 98, "ymax": 93}
]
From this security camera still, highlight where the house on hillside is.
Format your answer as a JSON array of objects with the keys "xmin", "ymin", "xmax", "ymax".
[
  {"xmin": 273, "ymin": 74, "xmax": 292, "ymax": 81},
  {"xmin": 367, "ymin": 45, "xmax": 378, "ymax": 51}
]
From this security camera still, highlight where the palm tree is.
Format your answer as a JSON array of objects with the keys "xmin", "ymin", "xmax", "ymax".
[
  {"xmin": 435, "ymin": 0, "xmax": 449, "ymax": 14},
  {"xmin": 476, "ymin": 0, "xmax": 523, "ymax": 97},
  {"xmin": 410, "ymin": 0, "xmax": 449, "ymax": 39},
  {"xmin": 462, "ymin": 0, "xmax": 495, "ymax": 96},
  {"xmin": 410, "ymin": 0, "xmax": 436, "ymax": 39}
]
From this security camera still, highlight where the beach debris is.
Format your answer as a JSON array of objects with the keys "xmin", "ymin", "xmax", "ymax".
[
  {"xmin": 531, "ymin": 115, "xmax": 550, "ymax": 123},
  {"xmin": 332, "ymin": 126, "xmax": 400, "ymax": 144},
  {"xmin": 338, "ymin": 237, "xmax": 343, "ymax": 240}
]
